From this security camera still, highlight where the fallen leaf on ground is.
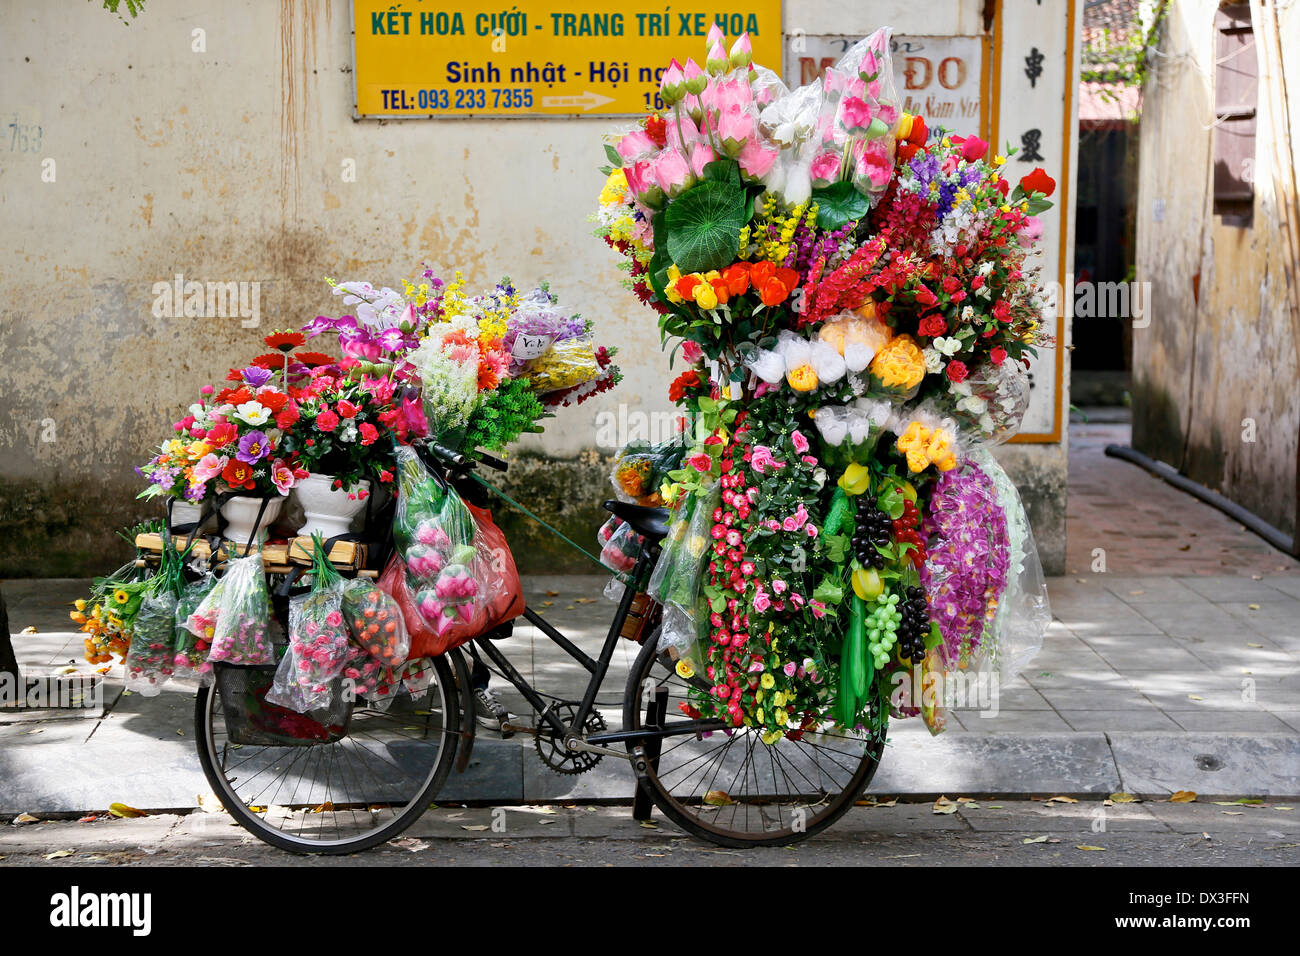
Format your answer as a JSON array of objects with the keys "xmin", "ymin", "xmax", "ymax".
[
  {"xmin": 108, "ymin": 803, "xmax": 147, "ymax": 819},
  {"xmin": 638, "ymin": 821, "xmax": 658, "ymax": 829},
  {"xmin": 77, "ymin": 815, "xmax": 98, "ymax": 824},
  {"xmin": 862, "ymin": 797, "xmax": 898, "ymax": 808},
  {"xmin": 1046, "ymin": 795, "xmax": 1078, "ymax": 804},
  {"xmin": 1187, "ymin": 695, "xmax": 1204, "ymax": 701},
  {"xmin": 1109, "ymin": 792, "xmax": 1139, "ymax": 803},
  {"xmin": 1213, "ymin": 798, "xmax": 1262, "ymax": 806},
  {"xmin": 44, "ymin": 850, "xmax": 75, "ymax": 859},
  {"xmin": 20, "ymin": 626, "xmax": 37, "ymax": 634},
  {"xmin": 12, "ymin": 813, "xmax": 40, "ymax": 825},
  {"xmin": 388, "ymin": 837, "xmax": 429, "ymax": 851},
  {"xmin": 1248, "ymin": 604, "xmax": 1261, "ymax": 611},
  {"xmin": 1222, "ymin": 811, "xmax": 1243, "ymax": 816},
  {"xmin": 1023, "ymin": 835, "xmax": 1050, "ymax": 844},
  {"xmin": 197, "ymin": 793, "xmax": 225, "ymax": 814},
  {"xmin": 462, "ymin": 824, "xmax": 489, "ymax": 831},
  {"xmin": 1275, "ymin": 807, "xmax": 1293, "ymax": 811},
  {"xmin": 537, "ymin": 819, "xmax": 557, "ymax": 825},
  {"xmin": 540, "ymin": 601, "xmax": 554, "ymax": 608},
  {"xmin": 545, "ymin": 590, "xmax": 559, "ymax": 597},
  {"xmin": 882, "ymin": 853, "xmax": 921, "ymax": 859},
  {"xmin": 1246, "ymin": 643, "xmax": 1264, "ymax": 648},
  {"xmin": 703, "ymin": 790, "xmax": 736, "ymax": 807},
  {"xmin": 1076, "ymin": 845, "xmax": 1106, "ymax": 851},
  {"xmin": 932, "ymin": 796, "xmax": 958, "ymax": 814},
  {"xmin": 1169, "ymin": 790, "xmax": 1197, "ymax": 803}
]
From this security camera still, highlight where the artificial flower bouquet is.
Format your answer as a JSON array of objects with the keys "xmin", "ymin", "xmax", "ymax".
[
  {"xmin": 306, "ymin": 270, "xmax": 622, "ymax": 459},
  {"xmin": 267, "ymin": 536, "xmax": 354, "ymax": 713},
  {"xmin": 596, "ymin": 25, "xmax": 1054, "ymax": 742}
]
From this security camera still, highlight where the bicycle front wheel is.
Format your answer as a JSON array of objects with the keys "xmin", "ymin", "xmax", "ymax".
[
  {"xmin": 624, "ymin": 631, "xmax": 887, "ymax": 848},
  {"xmin": 195, "ymin": 655, "xmax": 459, "ymax": 855}
]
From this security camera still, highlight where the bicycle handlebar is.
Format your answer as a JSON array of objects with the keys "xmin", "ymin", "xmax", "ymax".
[{"xmin": 421, "ymin": 440, "xmax": 508, "ymax": 474}]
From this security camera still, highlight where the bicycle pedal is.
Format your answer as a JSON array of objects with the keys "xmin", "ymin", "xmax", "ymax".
[{"xmin": 500, "ymin": 722, "xmax": 538, "ymax": 735}]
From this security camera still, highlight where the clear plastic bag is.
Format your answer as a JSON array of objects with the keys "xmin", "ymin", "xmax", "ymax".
[
  {"xmin": 267, "ymin": 577, "xmax": 350, "ymax": 714},
  {"xmin": 940, "ymin": 360, "xmax": 1032, "ymax": 446},
  {"xmin": 523, "ymin": 335, "xmax": 602, "ymax": 395},
  {"xmin": 609, "ymin": 439, "xmax": 686, "ymax": 506},
  {"xmin": 597, "ymin": 516, "xmax": 645, "ymax": 575},
  {"xmin": 974, "ymin": 449, "xmax": 1050, "ymax": 681},
  {"xmin": 648, "ymin": 482, "xmax": 719, "ymax": 655},
  {"xmin": 199, "ymin": 551, "xmax": 274, "ymax": 667},
  {"xmin": 891, "ymin": 399, "xmax": 966, "ymax": 476},
  {"xmin": 124, "ymin": 589, "xmax": 179, "ymax": 697},
  {"xmin": 342, "ymin": 578, "xmax": 410, "ymax": 670},
  {"xmin": 172, "ymin": 575, "xmax": 214, "ymax": 679},
  {"xmin": 183, "ymin": 576, "xmax": 227, "ymax": 676}
]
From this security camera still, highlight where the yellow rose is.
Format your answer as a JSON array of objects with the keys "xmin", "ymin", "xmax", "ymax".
[
  {"xmin": 694, "ymin": 283, "xmax": 719, "ymax": 310},
  {"xmin": 870, "ymin": 335, "xmax": 926, "ymax": 390}
]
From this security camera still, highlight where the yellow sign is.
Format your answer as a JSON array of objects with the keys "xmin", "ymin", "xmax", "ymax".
[{"xmin": 351, "ymin": 0, "xmax": 783, "ymax": 118}]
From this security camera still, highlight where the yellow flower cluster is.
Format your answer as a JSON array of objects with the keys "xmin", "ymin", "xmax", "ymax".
[
  {"xmin": 868, "ymin": 334, "xmax": 926, "ymax": 390},
  {"xmin": 664, "ymin": 264, "xmax": 725, "ymax": 309},
  {"xmin": 72, "ymin": 598, "xmax": 129, "ymax": 666},
  {"xmin": 896, "ymin": 421, "xmax": 958, "ymax": 473},
  {"xmin": 753, "ymin": 196, "xmax": 815, "ymax": 263},
  {"xmin": 401, "ymin": 278, "xmax": 435, "ymax": 307}
]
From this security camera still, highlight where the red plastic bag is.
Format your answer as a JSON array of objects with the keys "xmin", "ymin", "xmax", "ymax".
[{"xmin": 380, "ymin": 504, "xmax": 525, "ymax": 658}]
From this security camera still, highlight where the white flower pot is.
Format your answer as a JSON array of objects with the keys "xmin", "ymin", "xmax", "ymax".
[
  {"xmin": 168, "ymin": 501, "xmax": 205, "ymax": 531},
  {"xmin": 294, "ymin": 473, "xmax": 370, "ymax": 538},
  {"xmin": 220, "ymin": 495, "xmax": 284, "ymax": 545}
]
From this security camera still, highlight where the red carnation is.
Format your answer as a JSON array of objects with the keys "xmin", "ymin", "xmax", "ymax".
[{"xmin": 316, "ymin": 408, "xmax": 339, "ymax": 432}]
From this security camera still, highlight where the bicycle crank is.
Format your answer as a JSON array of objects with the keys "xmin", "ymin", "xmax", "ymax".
[{"xmin": 534, "ymin": 702, "xmax": 609, "ymax": 775}]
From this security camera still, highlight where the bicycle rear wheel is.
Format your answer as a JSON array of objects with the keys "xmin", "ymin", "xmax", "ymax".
[
  {"xmin": 195, "ymin": 654, "xmax": 459, "ymax": 855},
  {"xmin": 624, "ymin": 631, "xmax": 886, "ymax": 848}
]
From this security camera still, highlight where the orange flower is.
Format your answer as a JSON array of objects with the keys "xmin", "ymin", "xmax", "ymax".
[
  {"xmin": 722, "ymin": 262, "xmax": 751, "ymax": 296},
  {"xmin": 750, "ymin": 261, "xmax": 777, "ymax": 286},
  {"xmin": 760, "ymin": 277, "xmax": 791, "ymax": 306},
  {"xmin": 710, "ymin": 279, "xmax": 730, "ymax": 305},
  {"xmin": 222, "ymin": 458, "xmax": 256, "ymax": 490},
  {"xmin": 674, "ymin": 274, "xmax": 702, "ymax": 302}
]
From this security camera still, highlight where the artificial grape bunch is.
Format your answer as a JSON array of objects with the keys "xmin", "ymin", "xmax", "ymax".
[
  {"xmin": 853, "ymin": 496, "xmax": 893, "ymax": 569},
  {"xmin": 892, "ymin": 499, "xmax": 927, "ymax": 569},
  {"xmin": 897, "ymin": 585, "xmax": 930, "ymax": 662},
  {"xmin": 865, "ymin": 592, "xmax": 902, "ymax": 670}
]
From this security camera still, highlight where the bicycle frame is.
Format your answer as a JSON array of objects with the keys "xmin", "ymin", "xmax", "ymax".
[{"xmin": 470, "ymin": 546, "xmax": 727, "ymax": 753}]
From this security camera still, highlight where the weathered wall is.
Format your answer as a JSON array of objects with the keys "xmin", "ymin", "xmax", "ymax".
[
  {"xmin": 0, "ymin": 0, "xmax": 1072, "ymax": 575},
  {"xmin": 1133, "ymin": 0, "xmax": 1300, "ymax": 538}
]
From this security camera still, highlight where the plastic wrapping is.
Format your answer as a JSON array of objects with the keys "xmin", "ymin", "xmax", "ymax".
[
  {"xmin": 188, "ymin": 551, "xmax": 274, "ymax": 667},
  {"xmin": 523, "ymin": 336, "xmax": 602, "ymax": 395},
  {"xmin": 891, "ymin": 400, "xmax": 965, "ymax": 475},
  {"xmin": 597, "ymin": 516, "xmax": 645, "ymax": 575},
  {"xmin": 215, "ymin": 662, "xmax": 351, "ymax": 746},
  {"xmin": 940, "ymin": 360, "xmax": 1031, "ymax": 446},
  {"xmin": 171, "ymin": 575, "xmax": 214, "ymax": 678},
  {"xmin": 833, "ymin": 27, "xmax": 901, "ymax": 205},
  {"xmin": 866, "ymin": 334, "xmax": 926, "ymax": 402},
  {"xmin": 817, "ymin": 309, "xmax": 892, "ymax": 372},
  {"xmin": 974, "ymin": 448, "xmax": 1050, "ymax": 681},
  {"xmin": 609, "ymin": 439, "xmax": 685, "ymax": 506},
  {"xmin": 339, "ymin": 578, "xmax": 411, "ymax": 708},
  {"xmin": 648, "ymin": 482, "xmax": 718, "ymax": 655},
  {"xmin": 267, "ymin": 571, "xmax": 350, "ymax": 715},
  {"xmin": 810, "ymin": 397, "xmax": 896, "ymax": 465},
  {"xmin": 124, "ymin": 589, "xmax": 179, "ymax": 697}
]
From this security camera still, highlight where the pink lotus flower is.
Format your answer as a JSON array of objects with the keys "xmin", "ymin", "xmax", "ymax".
[
  {"xmin": 688, "ymin": 142, "xmax": 716, "ymax": 178},
  {"xmin": 652, "ymin": 148, "xmax": 694, "ymax": 198},
  {"xmin": 810, "ymin": 150, "xmax": 843, "ymax": 189},
  {"xmin": 728, "ymin": 32, "xmax": 752, "ymax": 69},
  {"xmin": 738, "ymin": 139, "xmax": 778, "ymax": 179},
  {"xmin": 616, "ymin": 129, "xmax": 657, "ymax": 162},
  {"xmin": 858, "ymin": 142, "xmax": 894, "ymax": 188},
  {"xmin": 682, "ymin": 57, "xmax": 707, "ymax": 96},
  {"xmin": 706, "ymin": 22, "xmax": 724, "ymax": 50},
  {"xmin": 706, "ymin": 39, "xmax": 728, "ymax": 75},
  {"xmin": 839, "ymin": 96, "xmax": 874, "ymax": 135},
  {"xmin": 624, "ymin": 160, "xmax": 664, "ymax": 207},
  {"xmin": 717, "ymin": 108, "xmax": 756, "ymax": 158},
  {"xmin": 659, "ymin": 59, "xmax": 685, "ymax": 105}
]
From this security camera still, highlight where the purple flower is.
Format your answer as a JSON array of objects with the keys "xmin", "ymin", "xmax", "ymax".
[
  {"xmin": 241, "ymin": 366, "xmax": 273, "ymax": 388},
  {"xmin": 376, "ymin": 326, "xmax": 410, "ymax": 353},
  {"xmin": 236, "ymin": 430, "xmax": 271, "ymax": 464},
  {"xmin": 301, "ymin": 315, "xmax": 337, "ymax": 337}
]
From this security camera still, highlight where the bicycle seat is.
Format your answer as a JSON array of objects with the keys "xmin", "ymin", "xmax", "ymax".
[{"xmin": 602, "ymin": 500, "xmax": 671, "ymax": 541}]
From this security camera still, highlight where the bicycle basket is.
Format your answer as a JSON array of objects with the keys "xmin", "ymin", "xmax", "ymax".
[{"xmin": 214, "ymin": 663, "xmax": 352, "ymax": 746}]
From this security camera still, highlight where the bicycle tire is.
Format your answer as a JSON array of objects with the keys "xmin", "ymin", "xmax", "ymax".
[
  {"xmin": 194, "ymin": 654, "xmax": 460, "ymax": 855},
  {"xmin": 624, "ymin": 629, "xmax": 887, "ymax": 848}
]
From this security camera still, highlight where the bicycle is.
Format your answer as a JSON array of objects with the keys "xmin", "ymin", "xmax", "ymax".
[{"xmin": 195, "ymin": 440, "xmax": 888, "ymax": 852}]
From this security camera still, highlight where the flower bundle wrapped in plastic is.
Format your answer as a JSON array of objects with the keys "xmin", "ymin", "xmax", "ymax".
[
  {"xmin": 594, "ymin": 23, "xmax": 1057, "ymax": 739},
  {"xmin": 338, "ymin": 578, "xmax": 411, "ymax": 708},
  {"xmin": 597, "ymin": 516, "xmax": 645, "ymax": 575},
  {"xmin": 124, "ymin": 544, "xmax": 189, "ymax": 697},
  {"xmin": 186, "ymin": 549, "xmax": 274, "ymax": 668},
  {"xmin": 171, "ymin": 575, "xmax": 215, "ymax": 678},
  {"xmin": 392, "ymin": 444, "xmax": 480, "ymax": 636},
  {"xmin": 609, "ymin": 438, "xmax": 687, "ymax": 507},
  {"xmin": 267, "ymin": 536, "xmax": 352, "ymax": 714}
]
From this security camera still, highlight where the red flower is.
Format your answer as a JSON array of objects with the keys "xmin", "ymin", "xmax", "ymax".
[
  {"xmin": 668, "ymin": 369, "xmax": 702, "ymax": 403},
  {"xmin": 205, "ymin": 422, "xmax": 238, "ymax": 448},
  {"xmin": 336, "ymin": 399, "xmax": 359, "ymax": 419},
  {"xmin": 274, "ymin": 405, "xmax": 299, "ymax": 430},
  {"xmin": 759, "ymin": 277, "xmax": 790, "ymax": 306},
  {"xmin": 674, "ymin": 274, "xmax": 702, "ymax": 301},
  {"xmin": 749, "ymin": 261, "xmax": 777, "ymax": 287},
  {"xmin": 1019, "ymin": 167, "xmax": 1056, "ymax": 197},
  {"xmin": 960, "ymin": 135, "xmax": 988, "ymax": 163},
  {"xmin": 918, "ymin": 314, "xmax": 948, "ymax": 338},
  {"xmin": 378, "ymin": 469, "xmax": 394, "ymax": 484},
  {"xmin": 906, "ymin": 114, "xmax": 928, "ymax": 146},
  {"xmin": 946, "ymin": 360, "xmax": 969, "ymax": 383},
  {"xmin": 359, "ymin": 422, "xmax": 379, "ymax": 445},
  {"xmin": 265, "ymin": 330, "xmax": 306, "ymax": 351},
  {"xmin": 643, "ymin": 114, "xmax": 668, "ymax": 149},
  {"xmin": 222, "ymin": 458, "xmax": 256, "ymax": 490},
  {"xmin": 995, "ymin": 178, "xmax": 1010, "ymax": 198},
  {"xmin": 256, "ymin": 389, "xmax": 289, "ymax": 413},
  {"xmin": 316, "ymin": 408, "xmax": 339, "ymax": 432},
  {"xmin": 295, "ymin": 351, "xmax": 336, "ymax": 367},
  {"xmin": 250, "ymin": 352, "xmax": 289, "ymax": 370},
  {"xmin": 990, "ymin": 346, "xmax": 1008, "ymax": 366}
]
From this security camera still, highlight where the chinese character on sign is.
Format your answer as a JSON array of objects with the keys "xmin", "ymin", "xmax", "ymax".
[
  {"xmin": 1020, "ymin": 129, "xmax": 1044, "ymax": 162},
  {"xmin": 1024, "ymin": 47, "xmax": 1043, "ymax": 87}
]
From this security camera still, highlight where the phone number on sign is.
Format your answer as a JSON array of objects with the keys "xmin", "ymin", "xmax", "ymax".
[{"xmin": 379, "ymin": 88, "xmax": 535, "ymax": 111}]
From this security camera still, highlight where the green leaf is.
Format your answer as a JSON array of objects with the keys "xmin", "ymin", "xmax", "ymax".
[
  {"xmin": 664, "ymin": 180, "xmax": 747, "ymax": 274},
  {"xmin": 604, "ymin": 144, "xmax": 623, "ymax": 167},
  {"xmin": 812, "ymin": 182, "xmax": 873, "ymax": 230},
  {"xmin": 701, "ymin": 159, "xmax": 742, "ymax": 185},
  {"xmin": 813, "ymin": 575, "xmax": 844, "ymax": 605}
]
